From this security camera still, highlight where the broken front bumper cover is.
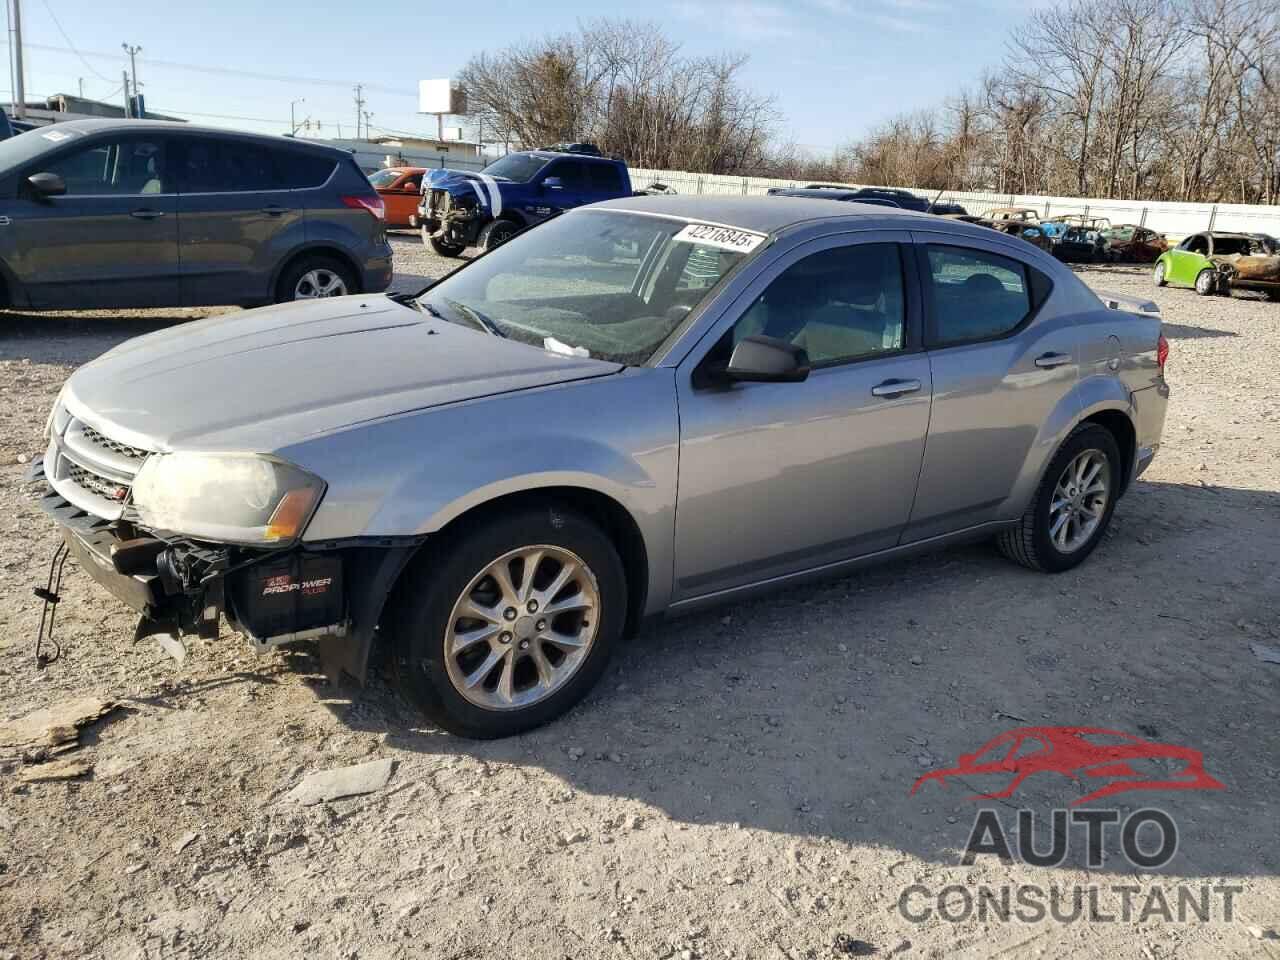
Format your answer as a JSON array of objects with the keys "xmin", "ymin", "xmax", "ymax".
[{"xmin": 25, "ymin": 458, "xmax": 419, "ymax": 682}]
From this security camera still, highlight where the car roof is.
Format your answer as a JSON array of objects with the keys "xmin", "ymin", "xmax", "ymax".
[
  {"xmin": 26, "ymin": 118, "xmax": 349, "ymax": 158},
  {"xmin": 589, "ymin": 194, "xmax": 945, "ymax": 234},
  {"xmin": 523, "ymin": 149, "xmax": 616, "ymax": 162}
]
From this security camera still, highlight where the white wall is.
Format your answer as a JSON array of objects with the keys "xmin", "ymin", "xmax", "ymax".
[{"xmin": 629, "ymin": 167, "xmax": 1280, "ymax": 239}]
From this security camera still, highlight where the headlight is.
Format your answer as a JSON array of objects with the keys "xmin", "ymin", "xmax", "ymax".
[{"xmin": 130, "ymin": 453, "xmax": 325, "ymax": 545}]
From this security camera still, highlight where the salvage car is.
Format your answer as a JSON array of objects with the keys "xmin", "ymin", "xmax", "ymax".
[
  {"xmin": 32, "ymin": 196, "xmax": 1169, "ymax": 738},
  {"xmin": 1054, "ymin": 225, "xmax": 1108, "ymax": 263},
  {"xmin": 417, "ymin": 148, "xmax": 632, "ymax": 256},
  {"xmin": 1101, "ymin": 224, "xmax": 1167, "ymax": 263},
  {"xmin": 1154, "ymin": 231, "xmax": 1280, "ymax": 299},
  {"xmin": 0, "ymin": 119, "xmax": 392, "ymax": 308},
  {"xmin": 369, "ymin": 166, "xmax": 425, "ymax": 228}
]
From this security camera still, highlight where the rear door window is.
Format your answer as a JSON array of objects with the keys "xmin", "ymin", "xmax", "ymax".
[
  {"xmin": 177, "ymin": 138, "xmax": 279, "ymax": 193},
  {"xmin": 923, "ymin": 245, "xmax": 1034, "ymax": 347}
]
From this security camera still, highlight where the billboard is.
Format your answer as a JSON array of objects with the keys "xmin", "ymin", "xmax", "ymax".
[{"xmin": 419, "ymin": 79, "xmax": 467, "ymax": 115}]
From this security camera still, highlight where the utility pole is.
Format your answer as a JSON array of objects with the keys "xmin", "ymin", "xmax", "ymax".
[
  {"xmin": 121, "ymin": 69, "xmax": 130, "ymax": 117},
  {"xmin": 122, "ymin": 43, "xmax": 141, "ymax": 116},
  {"xmin": 9, "ymin": 0, "xmax": 26, "ymax": 118},
  {"xmin": 353, "ymin": 84, "xmax": 365, "ymax": 140},
  {"xmin": 291, "ymin": 97, "xmax": 305, "ymax": 135},
  {"xmin": 363, "ymin": 110, "xmax": 372, "ymax": 137}
]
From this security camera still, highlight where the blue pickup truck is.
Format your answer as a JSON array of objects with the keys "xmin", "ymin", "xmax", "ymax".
[{"xmin": 417, "ymin": 148, "xmax": 633, "ymax": 256}]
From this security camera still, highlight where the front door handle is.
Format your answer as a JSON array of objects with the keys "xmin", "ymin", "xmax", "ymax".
[
  {"xmin": 262, "ymin": 205, "xmax": 287, "ymax": 216},
  {"xmin": 1035, "ymin": 351, "xmax": 1072, "ymax": 369},
  {"xmin": 130, "ymin": 208, "xmax": 165, "ymax": 220},
  {"xmin": 871, "ymin": 378, "xmax": 922, "ymax": 398}
]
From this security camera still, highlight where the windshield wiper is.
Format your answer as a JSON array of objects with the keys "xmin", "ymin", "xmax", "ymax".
[{"xmin": 442, "ymin": 298, "xmax": 506, "ymax": 338}]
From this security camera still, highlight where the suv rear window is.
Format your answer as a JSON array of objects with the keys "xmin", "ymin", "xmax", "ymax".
[{"xmin": 280, "ymin": 152, "xmax": 337, "ymax": 189}]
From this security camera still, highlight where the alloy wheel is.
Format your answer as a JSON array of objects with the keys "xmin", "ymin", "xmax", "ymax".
[
  {"xmin": 294, "ymin": 268, "xmax": 348, "ymax": 299},
  {"xmin": 1048, "ymin": 449, "xmax": 1111, "ymax": 554},
  {"xmin": 444, "ymin": 545, "xmax": 600, "ymax": 711}
]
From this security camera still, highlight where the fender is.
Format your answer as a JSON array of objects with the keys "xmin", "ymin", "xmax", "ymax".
[{"xmin": 1003, "ymin": 373, "xmax": 1134, "ymax": 518}]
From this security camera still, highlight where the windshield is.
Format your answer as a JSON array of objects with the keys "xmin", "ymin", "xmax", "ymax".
[
  {"xmin": 368, "ymin": 168, "xmax": 402, "ymax": 188},
  {"xmin": 481, "ymin": 153, "xmax": 549, "ymax": 183},
  {"xmin": 417, "ymin": 210, "xmax": 760, "ymax": 365},
  {"xmin": 0, "ymin": 124, "xmax": 84, "ymax": 173}
]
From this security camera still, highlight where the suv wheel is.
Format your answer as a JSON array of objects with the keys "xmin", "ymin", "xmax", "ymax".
[
  {"xmin": 394, "ymin": 505, "xmax": 626, "ymax": 738},
  {"xmin": 276, "ymin": 255, "xmax": 356, "ymax": 303},
  {"xmin": 477, "ymin": 219, "xmax": 519, "ymax": 252},
  {"xmin": 997, "ymin": 424, "xmax": 1121, "ymax": 573}
]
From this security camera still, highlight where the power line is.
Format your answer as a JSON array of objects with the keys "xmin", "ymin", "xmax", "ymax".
[{"xmin": 38, "ymin": 0, "xmax": 113, "ymax": 84}]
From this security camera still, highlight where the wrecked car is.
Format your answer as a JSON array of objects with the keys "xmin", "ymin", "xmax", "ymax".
[
  {"xmin": 32, "ymin": 196, "xmax": 1168, "ymax": 738},
  {"xmin": 1154, "ymin": 232, "xmax": 1280, "ymax": 299},
  {"xmin": 1101, "ymin": 225, "xmax": 1167, "ymax": 263},
  {"xmin": 416, "ymin": 148, "xmax": 632, "ymax": 256}
]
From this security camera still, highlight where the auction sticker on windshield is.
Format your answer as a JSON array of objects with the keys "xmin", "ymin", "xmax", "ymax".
[{"xmin": 673, "ymin": 223, "xmax": 766, "ymax": 253}]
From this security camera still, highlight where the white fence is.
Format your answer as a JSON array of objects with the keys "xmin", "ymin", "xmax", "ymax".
[{"xmin": 629, "ymin": 167, "xmax": 1280, "ymax": 239}]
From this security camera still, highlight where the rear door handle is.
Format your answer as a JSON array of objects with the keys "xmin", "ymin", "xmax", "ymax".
[
  {"xmin": 871, "ymin": 378, "xmax": 922, "ymax": 398},
  {"xmin": 130, "ymin": 209, "xmax": 165, "ymax": 220},
  {"xmin": 1035, "ymin": 351, "xmax": 1072, "ymax": 369},
  {"xmin": 262, "ymin": 205, "xmax": 287, "ymax": 216}
]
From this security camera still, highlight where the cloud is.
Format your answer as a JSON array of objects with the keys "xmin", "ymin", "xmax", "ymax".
[{"xmin": 670, "ymin": 0, "xmax": 799, "ymax": 38}]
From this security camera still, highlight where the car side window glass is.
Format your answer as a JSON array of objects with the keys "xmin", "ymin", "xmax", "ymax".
[
  {"xmin": 550, "ymin": 161, "xmax": 589, "ymax": 190},
  {"xmin": 588, "ymin": 163, "xmax": 622, "ymax": 193},
  {"xmin": 925, "ymin": 245, "xmax": 1032, "ymax": 346},
  {"xmin": 731, "ymin": 243, "xmax": 906, "ymax": 366},
  {"xmin": 403, "ymin": 175, "xmax": 421, "ymax": 192},
  {"xmin": 1185, "ymin": 235, "xmax": 1208, "ymax": 255},
  {"xmin": 278, "ymin": 153, "xmax": 337, "ymax": 189},
  {"xmin": 41, "ymin": 138, "xmax": 167, "ymax": 195},
  {"xmin": 179, "ymin": 139, "xmax": 279, "ymax": 193}
]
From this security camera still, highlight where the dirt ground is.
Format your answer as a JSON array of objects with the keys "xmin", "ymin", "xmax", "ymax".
[{"xmin": 0, "ymin": 240, "xmax": 1277, "ymax": 960}]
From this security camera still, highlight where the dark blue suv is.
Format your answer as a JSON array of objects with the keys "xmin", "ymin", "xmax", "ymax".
[
  {"xmin": 0, "ymin": 119, "xmax": 392, "ymax": 309},
  {"xmin": 418, "ymin": 149, "xmax": 633, "ymax": 256}
]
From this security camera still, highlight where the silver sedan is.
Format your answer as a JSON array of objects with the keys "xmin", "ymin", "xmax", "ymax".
[{"xmin": 34, "ymin": 196, "xmax": 1169, "ymax": 737}]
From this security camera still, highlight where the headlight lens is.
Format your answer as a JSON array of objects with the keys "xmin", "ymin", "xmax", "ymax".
[{"xmin": 130, "ymin": 453, "xmax": 324, "ymax": 545}]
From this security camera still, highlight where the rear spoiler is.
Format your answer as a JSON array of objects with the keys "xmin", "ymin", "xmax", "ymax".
[{"xmin": 1095, "ymin": 289, "xmax": 1161, "ymax": 316}]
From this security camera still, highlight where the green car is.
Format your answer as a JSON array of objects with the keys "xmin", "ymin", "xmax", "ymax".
[{"xmin": 1154, "ymin": 231, "xmax": 1280, "ymax": 299}]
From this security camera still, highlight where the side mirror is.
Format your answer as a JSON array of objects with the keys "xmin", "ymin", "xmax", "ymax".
[
  {"xmin": 27, "ymin": 171, "xmax": 67, "ymax": 198},
  {"xmin": 542, "ymin": 176, "xmax": 563, "ymax": 191},
  {"xmin": 724, "ymin": 335, "xmax": 810, "ymax": 383}
]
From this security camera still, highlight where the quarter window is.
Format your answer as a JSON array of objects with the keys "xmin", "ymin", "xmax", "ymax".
[
  {"xmin": 279, "ymin": 152, "xmax": 338, "ymax": 189},
  {"xmin": 731, "ymin": 243, "xmax": 906, "ymax": 365},
  {"xmin": 924, "ymin": 245, "xmax": 1032, "ymax": 346},
  {"xmin": 40, "ymin": 138, "xmax": 167, "ymax": 195}
]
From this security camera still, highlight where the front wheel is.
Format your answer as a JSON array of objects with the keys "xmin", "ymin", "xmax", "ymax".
[
  {"xmin": 1153, "ymin": 262, "xmax": 1167, "ymax": 286},
  {"xmin": 427, "ymin": 231, "xmax": 466, "ymax": 257},
  {"xmin": 1194, "ymin": 268, "xmax": 1218, "ymax": 296},
  {"xmin": 477, "ymin": 219, "xmax": 520, "ymax": 252},
  {"xmin": 393, "ymin": 505, "xmax": 627, "ymax": 738},
  {"xmin": 997, "ymin": 424, "xmax": 1122, "ymax": 573}
]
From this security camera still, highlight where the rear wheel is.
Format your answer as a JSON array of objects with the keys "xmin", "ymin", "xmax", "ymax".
[
  {"xmin": 478, "ymin": 219, "xmax": 520, "ymax": 252},
  {"xmin": 1152, "ymin": 262, "xmax": 1167, "ymax": 286},
  {"xmin": 1194, "ymin": 268, "xmax": 1217, "ymax": 296},
  {"xmin": 997, "ymin": 424, "xmax": 1121, "ymax": 573},
  {"xmin": 393, "ymin": 505, "xmax": 627, "ymax": 738},
  {"xmin": 275, "ymin": 255, "xmax": 356, "ymax": 303}
]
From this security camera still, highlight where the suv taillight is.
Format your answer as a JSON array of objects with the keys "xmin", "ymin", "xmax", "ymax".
[
  {"xmin": 342, "ymin": 194, "xmax": 385, "ymax": 221},
  {"xmin": 1157, "ymin": 332, "xmax": 1169, "ymax": 371}
]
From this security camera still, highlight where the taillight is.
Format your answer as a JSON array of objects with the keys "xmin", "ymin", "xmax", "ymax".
[
  {"xmin": 342, "ymin": 194, "xmax": 385, "ymax": 221},
  {"xmin": 1157, "ymin": 333, "xmax": 1169, "ymax": 371}
]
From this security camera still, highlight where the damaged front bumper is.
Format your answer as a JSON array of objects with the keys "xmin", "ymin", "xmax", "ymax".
[
  {"xmin": 26, "ymin": 457, "xmax": 418, "ymax": 683},
  {"xmin": 417, "ymin": 190, "xmax": 483, "ymax": 248}
]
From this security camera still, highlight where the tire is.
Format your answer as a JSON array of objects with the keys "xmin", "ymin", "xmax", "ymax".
[
  {"xmin": 1194, "ymin": 268, "xmax": 1217, "ymax": 296},
  {"xmin": 427, "ymin": 231, "xmax": 466, "ymax": 257},
  {"xmin": 477, "ymin": 219, "xmax": 520, "ymax": 252},
  {"xmin": 393, "ymin": 504, "xmax": 627, "ymax": 738},
  {"xmin": 1152, "ymin": 262, "xmax": 1167, "ymax": 286},
  {"xmin": 996, "ymin": 423, "xmax": 1123, "ymax": 574},
  {"xmin": 275, "ymin": 254, "xmax": 357, "ymax": 303}
]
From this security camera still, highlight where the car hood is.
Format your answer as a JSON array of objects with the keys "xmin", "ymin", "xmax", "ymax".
[
  {"xmin": 424, "ymin": 168, "xmax": 516, "ymax": 215},
  {"xmin": 63, "ymin": 296, "xmax": 621, "ymax": 452}
]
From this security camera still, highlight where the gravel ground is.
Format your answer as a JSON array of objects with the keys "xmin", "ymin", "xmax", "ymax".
[{"xmin": 0, "ymin": 239, "xmax": 1277, "ymax": 960}]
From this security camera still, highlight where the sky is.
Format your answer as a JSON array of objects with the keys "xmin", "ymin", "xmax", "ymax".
[{"xmin": 2, "ymin": 0, "xmax": 1041, "ymax": 157}]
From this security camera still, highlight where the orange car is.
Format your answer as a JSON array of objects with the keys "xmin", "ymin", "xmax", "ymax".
[{"xmin": 369, "ymin": 167, "xmax": 426, "ymax": 228}]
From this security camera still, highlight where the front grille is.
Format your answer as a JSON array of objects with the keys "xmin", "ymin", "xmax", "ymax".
[
  {"xmin": 82, "ymin": 424, "xmax": 148, "ymax": 462},
  {"xmin": 66, "ymin": 462, "xmax": 129, "ymax": 504},
  {"xmin": 429, "ymin": 189, "xmax": 450, "ymax": 217}
]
